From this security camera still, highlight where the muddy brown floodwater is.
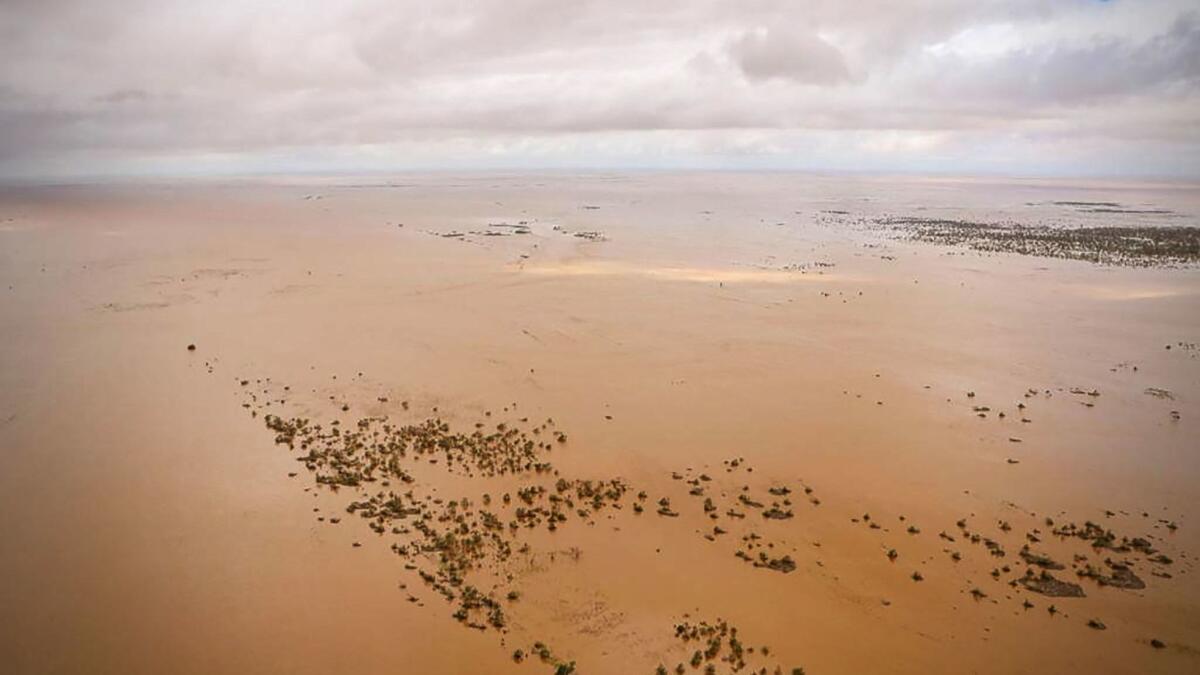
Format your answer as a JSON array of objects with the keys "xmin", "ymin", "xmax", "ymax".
[{"xmin": 1, "ymin": 172, "xmax": 1198, "ymax": 674}]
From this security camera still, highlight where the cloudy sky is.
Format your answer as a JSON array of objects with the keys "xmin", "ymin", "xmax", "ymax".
[{"xmin": 1, "ymin": 0, "xmax": 1198, "ymax": 179}]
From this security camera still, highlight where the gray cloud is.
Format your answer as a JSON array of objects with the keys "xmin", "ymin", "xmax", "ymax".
[
  {"xmin": 915, "ymin": 12, "xmax": 1200, "ymax": 107},
  {"xmin": 0, "ymin": 0, "xmax": 1197, "ymax": 178},
  {"xmin": 727, "ymin": 27, "xmax": 852, "ymax": 84}
]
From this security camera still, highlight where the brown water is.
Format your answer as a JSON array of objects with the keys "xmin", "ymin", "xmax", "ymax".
[{"xmin": 1, "ymin": 172, "xmax": 1198, "ymax": 674}]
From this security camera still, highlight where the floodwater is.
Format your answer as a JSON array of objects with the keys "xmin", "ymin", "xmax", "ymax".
[{"xmin": 1, "ymin": 172, "xmax": 1198, "ymax": 674}]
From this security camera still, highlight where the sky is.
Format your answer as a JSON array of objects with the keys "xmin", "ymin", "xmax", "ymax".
[{"xmin": 1, "ymin": 0, "xmax": 1198, "ymax": 180}]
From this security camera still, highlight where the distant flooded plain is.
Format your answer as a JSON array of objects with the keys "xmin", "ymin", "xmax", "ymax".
[{"xmin": 1, "ymin": 172, "xmax": 1198, "ymax": 674}]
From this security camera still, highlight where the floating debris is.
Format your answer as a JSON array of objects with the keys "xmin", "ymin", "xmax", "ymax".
[
  {"xmin": 878, "ymin": 217, "xmax": 1200, "ymax": 267},
  {"xmin": 1019, "ymin": 548, "xmax": 1065, "ymax": 570},
  {"xmin": 667, "ymin": 618, "xmax": 801, "ymax": 674},
  {"xmin": 242, "ymin": 374, "xmax": 1188, "ymax": 671},
  {"xmin": 1019, "ymin": 570, "xmax": 1086, "ymax": 598}
]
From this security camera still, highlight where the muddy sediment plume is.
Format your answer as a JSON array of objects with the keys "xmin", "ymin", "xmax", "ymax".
[{"xmin": 7, "ymin": 176, "xmax": 1197, "ymax": 674}]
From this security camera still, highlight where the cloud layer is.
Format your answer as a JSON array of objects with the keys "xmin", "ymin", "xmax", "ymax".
[{"xmin": 1, "ymin": 0, "xmax": 1197, "ymax": 178}]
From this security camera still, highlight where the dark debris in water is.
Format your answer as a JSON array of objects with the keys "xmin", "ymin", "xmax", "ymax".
[
  {"xmin": 1018, "ymin": 570, "xmax": 1086, "ymax": 598},
  {"xmin": 877, "ymin": 216, "xmax": 1200, "ymax": 267},
  {"xmin": 662, "ymin": 618, "xmax": 802, "ymax": 674},
  {"xmin": 239, "ymin": 373, "xmax": 1190, "ymax": 671}
]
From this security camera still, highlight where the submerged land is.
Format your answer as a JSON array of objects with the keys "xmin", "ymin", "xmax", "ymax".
[{"xmin": 0, "ymin": 172, "xmax": 1198, "ymax": 674}]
